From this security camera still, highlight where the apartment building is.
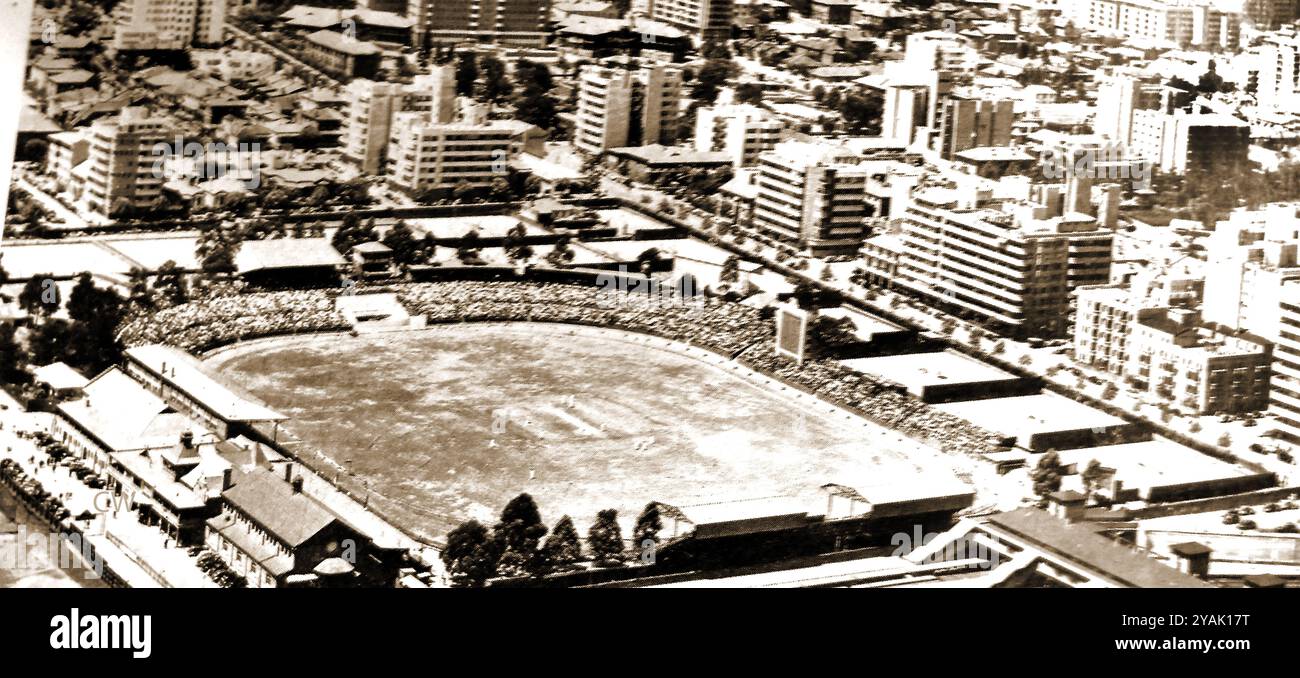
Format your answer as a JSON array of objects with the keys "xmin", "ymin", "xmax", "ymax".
[
  {"xmin": 408, "ymin": 0, "xmax": 552, "ymax": 48},
  {"xmin": 1075, "ymin": 285, "xmax": 1270, "ymax": 413},
  {"xmin": 693, "ymin": 103, "xmax": 784, "ymax": 168},
  {"xmin": 881, "ymin": 183, "xmax": 1112, "ymax": 338},
  {"xmin": 1129, "ymin": 110, "xmax": 1249, "ymax": 174},
  {"xmin": 752, "ymin": 141, "xmax": 871, "ymax": 256},
  {"xmin": 386, "ymin": 104, "xmax": 535, "ymax": 197},
  {"xmin": 1275, "ymin": 282, "xmax": 1300, "ymax": 442},
  {"xmin": 1251, "ymin": 29, "xmax": 1300, "ymax": 113},
  {"xmin": 1093, "ymin": 74, "xmax": 1164, "ymax": 148},
  {"xmin": 1076, "ymin": 0, "xmax": 1241, "ymax": 49},
  {"xmin": 574, "ymin": 61, "xmax": 683, "ymax": 155},
  {"xmin": 113, "ymin": 0, "xmax": 227, "ymax": 50},
  {"xmin": 83, "ymin": 107, "xmax": 170, "ymax": 220},
  {"xmin": 343, "ymin": 68, "xmax": 457, "ymax": 175},
  {"xmin": 937, "ymin": 96, "xmax": 1015, "ymax": 160},
  {"xmin": 46, "ymin": 130, "xmax": 89, "ymax": 194},
  {"xmin": 1203, "ymin": 205, "xmax": 1300, "ymax": 342},
  {"xmin": 644, "ymin": 0, "xmax": 734, "ymax": 41},
  {"xmin": 303, "ymin": 29, "xmax": 382, "ymax": 80},
  {"xmin": 1129, "ymin": 309, "xmax": 1271, "ymax": 414}
]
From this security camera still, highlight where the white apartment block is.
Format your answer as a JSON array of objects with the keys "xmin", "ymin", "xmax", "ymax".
[
  {"xmin": 343, "ymin": 67, "xmax": 458, "ymax": 175},
  {"xmin": 84, "ymin": 108, "xmax": 170, "ymax": 219},
  {"xmin": 46, "ymin": 130, "xmax": 89, "ymax": 194},
  {"xmin": 574, "ymin": 62, "xmax": 683, "ymax": 155},
  {"xmin": 113, "ymin": 0, "xmax": 227, "ymax": 51},
  {"xmin": 385, "ymin": 106, "xmax": 533, "ymax": 197},
  {"xmin": 644, "ymin": 0, "xmax": 733, "ymax": 41},
  {"xmin": 1076, "ymin": 0, "xmax": 1241, "ymax": 49},
  {"xmin": 1203, "ymin": 205, "xmax": 1300, "ymax": 342},
  {"xmin": 1129, "ymin": 110, "xmax": 1249, "ymax": 174},
  {"xmin": 1275, "ymin": 283, "xmax": 1300, "ymax": 442},
  {"xmin": 752, "ymin": 141, "xmax": 871, "ymax": 256},
  {"xmin": 693, "ymin": 103, "xmax": 784, "ymax": 168},
  {"xmin": 1251, "ymin": 30, "xmax": 1300, "ymax": 113},
  {"xmin": 343, "ymin": 80, "xmax": 406, "ymax": 176},
  {"xmin": 880, "ymin": 186, "xmax": 1112, "ymax": 338},
  {"xmin": 1075, "ymin": 287, "xmax": 1271, "ymax": 414}
]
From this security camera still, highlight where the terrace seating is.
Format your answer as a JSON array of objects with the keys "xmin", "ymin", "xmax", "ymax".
[{"xmin": 117, "ymin": 281, "xmax": 1002, "ymax": 457}]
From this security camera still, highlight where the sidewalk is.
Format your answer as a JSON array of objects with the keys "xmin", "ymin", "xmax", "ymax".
[{"xmin": 0, "ymin": 395, "xmax": 215, "ymax": 588}]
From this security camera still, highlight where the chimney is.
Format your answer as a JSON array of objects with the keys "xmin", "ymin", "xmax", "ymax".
[
  {"xmin": 180, "ymin": 431, "xmax": 194, "ymax": 449},
  {"xmin": 291, "ymin": 476, "xmax": 304, "ymax": 494},
  {"xmin": 283, "ymin": 462, "xmax": 294, "ymax": 483},
  {"xmin": 222, "ymin": 467, "xmax": 233, "ymax": 491},
  {"xmin": 1169, "ymin": 542, "xmax": 1212, "ymax": 579}
]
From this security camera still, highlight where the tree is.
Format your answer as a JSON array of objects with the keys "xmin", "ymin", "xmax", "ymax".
[
  {"xmin": 1031, "ymin": 450, "xmax": 1064, "ymax": 497},
  {"xmin": 478, "ymin": 56, "xmax": 513, "ymax": 103},
  {"xmin": 587, "ymin": 509, "xmax": 624, "ymax": 566},
  {"xmin": 28, "ymin": 318, "xmax": 72, "ymax": 366},
  {"xmin": 540, "ymin": 515, "xmax": 583, "ymax": 573},
  {"xmin": 452, "ymin": 181, "xmax": 478, "ymax": 203},
  {"xmin": 1101, "ymin": 383, "xmax": 1119, "ymax": 401},
  {"xmin": 493, "ymin": 493, "xmax": 548, "ymax": 577},
  {"xmin": 151, "ymin": 261, "xmax": 188, "ymax": 306},
  {"xmin": 692, "ymin": 60, "xmax": 735, "ymax": 105},
  {"xmin": 380, "ymin": 221, "xmax": 418, "ymax": 266},
  {"xmin": 512, "ymin": 60, "xmax": 559, "ymax": 131},
  {"xmin": 65, "ymin": 283, "xmax": 125, "ymax": 374},
  {"xmin": 19, "ymin": 275, "xmax": 60, "ymax": 316},
  {"xmin": 719, "ymin": 255, "xmax": 740, "ymax": 284},
  {"xmin": 0, "ymin": 322, "xmax": 24, "ymax": 380},
  {"xmin": 196, "ymin": 225, "xmax": 240, "ymax": 275},
  {"xmin": 546, "ymin": 237, "xmax": 576, "ymax": 267},
  {"xmin": 127, "ymin": 268, "xmax": 156, "ymax": 311},
  {"xmin": 840, "ymin": 91, "xmax": 883, "ymax": 134},
  {"xmin": 1080, "ymin": 459, "xmax": 1106, "ymax": 498},
  {"xmin": 455, "ymin": 52, "xmax": 478, "ymax": 97},
  {"xmin": 735, "ymin": 82, "xmax": 764, "ymax": 105},
  {"xmin": 1217, "ymin": 432, "xmax": 1232, "ymax": 448},
  {"xmin": 442, "ymin": 520, "xmax": 499, "ymax": 587},
  {"xmin": 631, "ymin": 503, "xmax": 662, "ymax": 559}
]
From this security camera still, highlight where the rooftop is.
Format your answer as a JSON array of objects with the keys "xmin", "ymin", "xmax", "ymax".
[{"xmin": 124, "ymin": 345, "xmax": 287, "ymax": 423}]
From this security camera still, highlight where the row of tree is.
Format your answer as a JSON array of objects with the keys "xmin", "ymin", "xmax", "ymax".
[{"xmin": 441, "ymin": 493, "xmax": 663, "ymax": 587}]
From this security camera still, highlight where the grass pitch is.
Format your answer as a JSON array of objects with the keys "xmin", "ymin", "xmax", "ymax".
[{"xmin": 206, "ymin": 324, "xmax": 969, "ymax": 541}]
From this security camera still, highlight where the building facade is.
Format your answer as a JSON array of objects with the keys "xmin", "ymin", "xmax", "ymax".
[
  {"xmin": 84, "ymin": 108, "xmax": 170, "ymax": 219},
  {"xmin": 693, "ymin": 103, "xmax": 784, "ymax": 168},
  {"xmin": 408, "ymin": 0, "xmax": 553, "ymax": 47},
  {"xmin": 752, "ymin": 141, "xmax": 872, "ymax": 256},
  {"xmin": 574, "ymin": 62, "xmax": 683, "ymax": 155}
]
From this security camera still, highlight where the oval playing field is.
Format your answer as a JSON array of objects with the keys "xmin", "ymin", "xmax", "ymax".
[{"xmin": 205, "ymin": 323, "xmax": 971, "ymax": 543}]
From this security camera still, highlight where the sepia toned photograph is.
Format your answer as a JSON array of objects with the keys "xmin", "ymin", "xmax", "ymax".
[{"xmin": 0, "ymin": 0, "xmax": 1294, "ymax": 635}]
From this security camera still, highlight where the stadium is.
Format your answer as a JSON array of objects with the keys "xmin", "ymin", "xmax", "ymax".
[{"xmin": 116, "ymin": 271, "xmax": 1005, "ymax": 546}]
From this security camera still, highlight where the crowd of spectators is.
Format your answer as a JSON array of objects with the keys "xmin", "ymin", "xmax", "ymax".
[
  {"xmin": 118, "ymin": 290, "xmax": 348, "ymax": 352},
  {"xmin": 117, "ymin": 279, "xmax": 1001, "ymax": 456}
]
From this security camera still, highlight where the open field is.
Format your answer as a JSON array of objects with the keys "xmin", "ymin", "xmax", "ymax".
[{"xmin": 205, "ymin": 323, "xmax": 978, "ymax": 541}]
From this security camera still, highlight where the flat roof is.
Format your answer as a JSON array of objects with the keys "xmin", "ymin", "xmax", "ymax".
[
  {"xmin": 816, "ymin": 306, "xmax": 905, "ymax": 340},
  {"xmin": 667, "ymin": 496, "xmax": 809, "ymax": 526},
  {"xmin": 125, "ymin": 345, "xmax": 287, "ymax": 423},
  {"xmin": 1058, "ymin": 439, "xmax": 1254, "ymax": 489},
  {"xmin": 935, "ymin": 393, "xmax": 1126, "ymax": 439},
  {"xmin": 840, "ymin": 350, "xmax": 1014, "ymax": 395},
  {"xmin": 235, "ymin": 237, "xmax": 346, "ymax": 273}
]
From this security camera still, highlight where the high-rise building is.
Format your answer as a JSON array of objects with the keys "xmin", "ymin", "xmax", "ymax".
[
  {"xmin": 643, "ymin": 0, "xmax": 734, "ymax": 41},
  {"xmin": 937, "ymin": 96, "xmax": 1015, "ymax": 159},
  {"xmin": 386, "ymin": 102, "xmax": 536, "ymax": 197},
  {"xmin": 693, "ymin": 103, "xmax": 784, "ymax": 168},
  {"xmin": 113, "ymin": 0, "xmax": 227, "ymax": 50},
  {"xmin": 343, "ymin": 67, "xmax": 458, "ymax": 175},
  {"xmin": 408, "ymin": 0, "xmax": 553, "ymax": 48},
  {"xmin": 752, "ymin": 141, "xmax": 872, "ymax": 256},
  {"xmin": 886, "ymin": 185, "xmax": 1112, "ymax": 338},
  {"xmin": 574, "ymin": 61, "xmax": 683, "ymax": 155},
  {"xmin": 1129, "ymin": 110, "xmax": 1249, "ymax": 174},
  {"xmin": 1093, "ymin": 74, "xmax": 1164, "ymax": 148},
  {"xmin": 1076, "ymin": 0, "xmax": 1241, "ymax": 49},
  {"xmin": 84, "ymin": 108, "xmax": 170, "ymax": 219},
  {"xmin": 1274, "ymin": 281, "xmax": 1300, "ymax": 442},
  {"xmin": 1250, "ymin": 29, "xmax": 1300, "ymax": 112}
]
